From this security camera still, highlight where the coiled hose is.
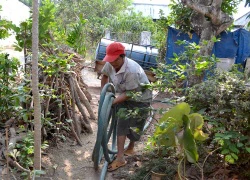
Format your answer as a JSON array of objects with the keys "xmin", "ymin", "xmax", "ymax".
[
  {"xmin": 92, "ymin": 83, "xmax": 154, "ymax": 180},
  {"xmin": 92, "ymin": 83, "xmax": 117, "ymax": 169}
]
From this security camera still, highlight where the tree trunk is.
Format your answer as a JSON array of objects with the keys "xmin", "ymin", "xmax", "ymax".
[
  {"xmin": 32, "ymin": 0, "xmax": 41, "ymax": 170},
  {"xmin": 182, "ymin": 0, "xmax": 233, "ymax": 86}
]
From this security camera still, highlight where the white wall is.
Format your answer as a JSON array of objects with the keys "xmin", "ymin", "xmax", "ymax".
[
  {"xmin": 0, "ymin": 0, "xmax": 30, "ymax": 66},
  {"xmin": 0, "ymin": 0, "xmax": 30, "ymax": 47},
  {"xmin": 132, "ymin": 3, "xmax": 170, "ymax": 19}
]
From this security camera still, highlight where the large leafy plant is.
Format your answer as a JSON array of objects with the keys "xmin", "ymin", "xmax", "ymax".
[{"xmin": 150, "ymin": 102, "xmax": 208, "ymax": 163}]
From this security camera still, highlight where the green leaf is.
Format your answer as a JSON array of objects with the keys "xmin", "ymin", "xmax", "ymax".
[
  {"xmin": 221, "ymin": 149, "xmax": 229, "ymax": 154},
  {"xmin": 189, "ymin": 113, "xmax": 204, "ymax": 131},
  {"xmin": 183, "ymin": 115, "xmax": 198, "ymax": 163},
  {"xmin": 237, "ymin": 143, "xmax": 243, "ymax": 147},
  {"xmin": 193, "ymin": 130, "xmax": 208, "ymax": 141},
  {"xmin": 245, "ymin": 147, "xmax": 250, "ymax": 153},
  {"xmin": 154, "ymin": 103, "xmax": 191, "ymax": 147},
  {"xmin": 215, "ymin": 133, "xmax": 232, "ymax": 140},
  {"xmin": 23, "ymin": 113, "xmax": 29, "ymax": 121},
  {"xmin": 225, "ymin": 154, "xmax": 235, "ymax": 164},
  {"xmin": 156, "ymin": 121, "xmax": 177, "ymax": 147},
  {"xmin": 33, "ymin": 170, "xmax": 46, "ymax": 175},
  {"xmin": 65, "ymin": 119, "xmax": 73, "ymax": 123},
  {"xmin": 231, "ymin": 153, "xmax": 238, "ymax": 160},
  {"xmin": 21, "ymin": 172, "xmax": 28, "ymax": 176},
  {"xmin": 159, "ymin": 102, "xmax": 190, "ymax": 126},
  {"xmin": 229, "ymin": 145, "xmax": 239, "ymax": 153}
]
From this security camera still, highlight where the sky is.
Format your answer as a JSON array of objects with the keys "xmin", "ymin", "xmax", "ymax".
[
  {"xmin": 234, "ymin": 1, "xmax": 250, "ymax": 19},
  {"xmin": 133, "ymin": 0, "xmax": 250, "ymax": 20}
]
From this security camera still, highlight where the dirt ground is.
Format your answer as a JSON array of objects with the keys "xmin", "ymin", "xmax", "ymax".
[{"xmin": 41, "ymin": 66, "xmax": 170, "ymax": 180}]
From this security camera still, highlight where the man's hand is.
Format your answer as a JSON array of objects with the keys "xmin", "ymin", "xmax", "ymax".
[{"xmin": 112, "ymin": 92, "xmax": 129, "ymax": 105}]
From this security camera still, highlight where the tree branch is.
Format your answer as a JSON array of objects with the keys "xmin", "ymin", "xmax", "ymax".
[
  {"xmin": 182, "ymin": 0, "xmax": 233, "ymax": 27},
  {"xmin": 73, "ymin": 77, "xmax": 96, "ymax": 120}
]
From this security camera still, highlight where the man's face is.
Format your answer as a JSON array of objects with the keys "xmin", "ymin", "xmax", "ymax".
[{"xmin": 109, "ymin": 56, "xmax": 123, "ymax": 71}]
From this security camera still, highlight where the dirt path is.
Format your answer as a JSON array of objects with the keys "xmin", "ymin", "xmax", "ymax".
[
  {"xmin": 42, "ymin": 67, "xmax": 117, "ymax": 180},
  {"xmin": 42, "ymin": 66, "xmax": 169, "ymax": 180}
]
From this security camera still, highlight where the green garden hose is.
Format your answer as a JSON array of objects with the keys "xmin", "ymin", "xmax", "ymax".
[{"xmin": 92, "ymin": 83, "xmax": 117, "ymax": 170}]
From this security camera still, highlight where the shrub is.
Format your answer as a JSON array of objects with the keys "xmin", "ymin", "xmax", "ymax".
[{"xmin": 186, "ymin": 70, "xmax": 250, "ymax": 166}]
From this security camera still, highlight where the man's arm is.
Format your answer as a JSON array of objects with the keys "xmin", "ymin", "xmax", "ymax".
[{"xmin": 101, "ymin": 74, "xmax": 109, "ymax": 89}]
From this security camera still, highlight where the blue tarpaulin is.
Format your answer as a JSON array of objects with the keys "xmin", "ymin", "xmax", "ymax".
[{"xmin": 166, "ymin": 26, "xmax": 250, "ymax": 66}]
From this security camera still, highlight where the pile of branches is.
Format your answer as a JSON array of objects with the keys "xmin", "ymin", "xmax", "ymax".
[{"xmin": 36, "ymin": 50, "xmax": 96, "ymax": 145}]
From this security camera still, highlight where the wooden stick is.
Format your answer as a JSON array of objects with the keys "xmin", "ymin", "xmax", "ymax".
[
  {"xmin": 5, "ymin": 127, "xmax": 10, "ymax": 179},
  {"xmin": 78, "ymin": 76, "xmax": 89, "ymax": 88},
  {"xmin": 8, "ymin": 127, "xmax": 16, "ymax": 152},
  {"xmin": 0, "ymin": 132, "xmax": 4, "ymax": 145},
  {"xmin": 82, "ymin": 88, "xmax": 92, "ymax": 101},
  {"xmin": 8, "ymin": 159, "xmax": 31, "ymax": 173},
  {"xmin": 74, "ymin": 89, "xmax": 93, "ymax": 133},
  {"xmin": 67, "ymin": 75, "xmax": 92, "ymax": 133},
  {"xmin": 66, "ymin": 75, "xmax": 86, "ymax": 142},
  {"xmin": 44, "ymin": 76, "xmax": 55, "ymax": 117},
  {"xmin": 57, "ymin": 73, "xmax": 64, "ymax": 123},
  {"xmin": 73, "ymin": 77, "xmax": 96, "ymax": 120},
  {"xmin": 63, "ymin": 93, "xmax": 82, "ymax": 146},
  {"xmin": 72, "ymin": 112, "xmax": 82, "ymax": 138},
  {"xmin": 66, "ymin": 75, "xmax": 77, "ymax": 125}
]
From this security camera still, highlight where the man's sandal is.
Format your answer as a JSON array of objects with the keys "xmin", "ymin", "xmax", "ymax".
[
  {"xmin": 124, "ymin": 149, "xmax": 136, "ymax": 156},
  {"xmin": 107, "ymin": 160, "xmax": 127, "ymax": 172}
]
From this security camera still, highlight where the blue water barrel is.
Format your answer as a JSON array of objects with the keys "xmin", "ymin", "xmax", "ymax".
[
  {"xmin": 127, "ymin": 44, "xmax": 147, "ymax": 68},
  {"xmin": 145, "ymin": 46, "xmax": 158, "ymax": 69},
  {"xmin": 95, "ymin": 38, "xmax": 158, "ymax": 70},
  {"xmin": 95, "ymin": 39, "xmax": 113, "ymax": 60}
]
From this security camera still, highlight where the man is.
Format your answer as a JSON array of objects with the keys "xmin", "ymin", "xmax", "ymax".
[{"xmin": 101, "ymin": 42, "xmax": 152, "ymax": 171}]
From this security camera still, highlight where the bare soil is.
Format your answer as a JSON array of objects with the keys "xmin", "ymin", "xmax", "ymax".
[
  {"xmin": 41, "ymin": 66, "xmax": 171, "ymax": 180},
  {"xmin": 41, "ymin": 67, "xmax": 105, "ymax": 180}
]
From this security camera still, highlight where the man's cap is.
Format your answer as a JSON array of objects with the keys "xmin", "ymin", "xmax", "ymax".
[{"xmin": 103, "ymin": 42, "xmax": 125, "ymax": 62}]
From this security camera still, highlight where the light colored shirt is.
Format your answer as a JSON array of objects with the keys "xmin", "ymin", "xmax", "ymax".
[{"xmin": 101, "ymin": 57, "xmax": 152, "ymax": 102}]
